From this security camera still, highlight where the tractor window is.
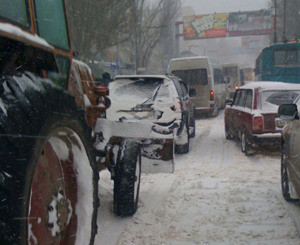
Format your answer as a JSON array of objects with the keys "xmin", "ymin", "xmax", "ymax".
[
  {"xmin": 34, "ymin": 0, "xmax": 69, "ymax": 50},
  {"xmin": 0, "ymin": 0, "xmax": 29, "ymax": 27},
  {"xmin": 47, "ymin": 55, "xmax": 70, "ymax": 90}
]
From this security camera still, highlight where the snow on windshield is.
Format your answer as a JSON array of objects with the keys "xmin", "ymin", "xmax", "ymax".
[
  {"xmin": 108, "ymin": 78, "xmax": 174, "ymax": 110},
  {"xmin": 110, "ymin": 79, "xmax": 162, "ymax": 103}
]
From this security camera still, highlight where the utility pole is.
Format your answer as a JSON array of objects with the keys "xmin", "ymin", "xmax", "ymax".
[
  {"xmin": 175, "ymin": 21, "xmax": 184, "ymax": 57},
  {"xmin": 131, "ymin": 0, "xmax": 138, "ymax": 74},
  {"xmin": 273, "ymin": 0, "xmax": 278, "ymax": 44},
  {"xmin": 283, "ymin": 0, "xmax": 287, "ymax": 42}
]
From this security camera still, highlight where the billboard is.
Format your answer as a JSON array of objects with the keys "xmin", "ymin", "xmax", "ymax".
[
  {"xmin": 183, "ymin": 13, "xmax": 227, "ymax": 40},
  {"xmin": 228, "ymin": 10, "xmax": 273, "ymax": 37}
]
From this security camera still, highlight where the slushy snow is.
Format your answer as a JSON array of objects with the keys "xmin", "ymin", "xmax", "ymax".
[{"xmin": 95, "ymin": 110, "xmax": 300, "ymax": 245}]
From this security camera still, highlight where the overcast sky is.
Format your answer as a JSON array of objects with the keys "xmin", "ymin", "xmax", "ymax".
[{"xmin": 182, "ymin": 0, "xmax": 271, "ymax": 15}]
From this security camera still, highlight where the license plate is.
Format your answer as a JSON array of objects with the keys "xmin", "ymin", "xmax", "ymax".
[{"xmin": 275, "ymin": 118, "xmax": 285, "ymax": 130}]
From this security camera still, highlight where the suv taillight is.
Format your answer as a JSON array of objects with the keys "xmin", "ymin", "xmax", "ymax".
[
  {"xmin": 210, "ymin": 90, "xmax": 214, "ymax": 101},
  {"xmin": 253, "ymin": 116, "xmax": 263, "ymax": 132},
  {"xmin": 170, "ymin": 105, "xmax": 177, "ymax": 111}
]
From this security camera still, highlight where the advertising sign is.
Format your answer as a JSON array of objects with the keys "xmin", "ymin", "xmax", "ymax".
[
  {"xmin": 183, "ymin": 13, "xmax": 227, "ymax": 40},
  {"xmin": 228, "ymin": 10, "xmax": 272, "ymax": 37}
]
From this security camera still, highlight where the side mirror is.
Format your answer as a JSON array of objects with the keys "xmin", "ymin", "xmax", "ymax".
[
  {"xmin": 278, "ymin": 104, "xmax": 299, "ymax": 120},
  {"xmin": 189, "ymin": 88, "xmax": 196, "ymax": 97}
]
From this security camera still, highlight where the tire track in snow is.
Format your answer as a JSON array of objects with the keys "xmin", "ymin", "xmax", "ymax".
[
  {"xmin": 96, "ymin": 111, "xmax": 300, "ymax": 245},
  {"xmin": 115, "ymin": 111, "xmax": 299, "ymax": 245}
]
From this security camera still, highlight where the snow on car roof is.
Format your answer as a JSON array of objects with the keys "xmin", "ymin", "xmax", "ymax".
[
  {"xmin": 114, "ymin": 75, "xmax": 169, "ymax": 80},
  {"xmin": 168, "ymin": 56, "xmax": 220, "ymax": 68},
  {"xmin": 169, "ymin": 56, "xmax": 209, "ymax": 61},
  {"xmin": 241, "ymin": 81, "xmax": 300, "ymax": 91},
  {"xmin": 0, "ymin": 23, "xmax": 53, "ymax": 50}
]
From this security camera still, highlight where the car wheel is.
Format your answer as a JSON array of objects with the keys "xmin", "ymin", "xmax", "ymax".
[
  {"xmin": 175, "ymin": 122, "xmax": 190, "ymax": 154},
  {"xmin": 0, "ymin": 73, "xmax": 98, "ymax": 244},
  {"xmin": 225, "ymin": 125, "xmax": 233, "ymax": 140},
  {"xmin": 211, "ymin": 104, "xmax": 219, "ymax": 117},
  {"xmin": 114, "ymin": 139, "xmax": 142, "ymax": 216},
  {"xmin": 281, "ymin": 143, "xmax": 299, "ymax": 202},
  {"xmin": 241, "ymin": 132, "xmax": 249, "ymax": 156},
  {"xmin": 221, "ymin": 96, "xmax": 226, "ymax": 109},
  {"xmin": 189, "ymin": 115, "xmax": 196, "ymax": 138}
]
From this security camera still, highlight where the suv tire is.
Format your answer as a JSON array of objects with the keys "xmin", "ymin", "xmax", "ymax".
[
  {"xmin": 211, "ymin": 103, "xmax": 219, "ymax": 117},
  {"xmin": 281, "ymin": 143, "xmax": 299, "ymax": 202},
  {"xmin": 175, "ymin": 122, "xmax": 190, "ymax": 154},
  {"xmin": 189, "ymin": 115, "xmax": 196, "ymax": 138},
  {"xmin": 113, "ymin": 139, "xmax": 142, "ymax": 216}
]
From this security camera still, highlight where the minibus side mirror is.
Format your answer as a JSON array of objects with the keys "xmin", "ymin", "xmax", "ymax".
[{"xmin": 189, "ymin": 88, "xmax": 196, "ymax": 97}]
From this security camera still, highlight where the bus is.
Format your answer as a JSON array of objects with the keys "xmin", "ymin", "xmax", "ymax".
[
  {"xmin": 167, "ymin": 56, "xmax": 227, "ymax": 117},
  {"xmin": 254, "ymin": 42, "xmax": 300, "ymax": 83},
  {"xmin": 241, "ymin": 67, "xmax": 254, "ymax": 82},
  {"xmin": 222, "ymin": 63, "xmax": 241, "ymax": 98}
]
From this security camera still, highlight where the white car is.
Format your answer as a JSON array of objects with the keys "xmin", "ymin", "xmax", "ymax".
[{"xmin": 95, "ymin": 75, "xmax": 192, "ymax": 173}]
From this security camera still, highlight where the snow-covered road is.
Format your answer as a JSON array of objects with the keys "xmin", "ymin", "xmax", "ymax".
[{"xmin": 95, "ymin": 110, "xmax": 300, "ymax": 245}]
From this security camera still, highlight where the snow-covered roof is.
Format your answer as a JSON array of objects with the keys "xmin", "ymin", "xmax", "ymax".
[
  {"xmin": 241, "ymin": 81, "xmax": 300, "ymax": 91},
  {"xmin": 168, "ymin": 56, "xmax": 220, "ymax": 68},
  {"xmin": 0, "ymin": 23, "xmax": 53, "ymax": 49},
  {"xmin": 114, "ymin": 75, "xmax": 169, "ymax": 80},
  {"xmin": 169, "ymin": 56, "xmax": 209, "ymax": 62}
]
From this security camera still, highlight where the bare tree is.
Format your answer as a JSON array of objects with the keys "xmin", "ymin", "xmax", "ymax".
[
  {"xmin": 66, "ymin": 0, "xmax": 133, "ymax": 61},
  {"xmin": 122, "ymin": 0, "xmax": 181, "ymax": 73},
  {"xmin": 66, "ymin": 0, "xmax": 181, "ymax": 74}
]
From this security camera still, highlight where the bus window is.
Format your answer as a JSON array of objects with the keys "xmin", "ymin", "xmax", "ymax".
[
  {"xmin": 274, "ymin": 50, "xmax": 286, "ymax": 66},
  {"xmin": 274, "ymin": 50, "xmax": 299, "ymax": 66},
  {"xmin": 287, "ymin": 50, "xmax": 298, "ymax": 65}
]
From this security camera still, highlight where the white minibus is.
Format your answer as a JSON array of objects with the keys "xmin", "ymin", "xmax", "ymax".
[{"xmin": 168, "ymin": 56, "xmax": 227, "ymax": 117}]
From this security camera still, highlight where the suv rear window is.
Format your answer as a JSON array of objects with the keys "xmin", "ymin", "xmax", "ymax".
[
  {"xmin": 110, "ymin": 78, "xmax": 170, "ymax": 104},
  {"xmin": 0, "ymin": 0, "xmax": 29, "ymax": 27}
]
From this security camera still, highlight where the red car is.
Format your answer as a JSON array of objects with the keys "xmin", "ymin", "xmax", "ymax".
[{"xmin": 224, "ymin": 82, "xmax": 300, "ymax": 155}]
